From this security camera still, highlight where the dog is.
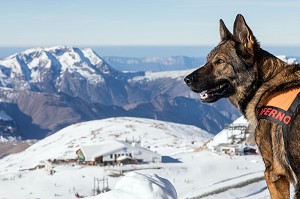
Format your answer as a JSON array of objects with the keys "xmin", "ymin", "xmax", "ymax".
[{"xmin": 185, "ymin": 14, "xmax": 300, "ymax": 199}]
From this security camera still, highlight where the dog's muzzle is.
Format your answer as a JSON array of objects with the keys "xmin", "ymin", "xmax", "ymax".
[
  {"xmin": 184, "ymin": 74, "xmax": 234, "ymax": 103},
  {"xmin": 184, "ymin": 76, "xmax": 194, "ymax": 87},
  {"xmin": 184, "ymin": 74, "xmax": 203, "ymax": 93}
]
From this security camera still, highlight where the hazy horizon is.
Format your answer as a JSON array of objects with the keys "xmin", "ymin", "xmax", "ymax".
[{"xmin": 1, "ymin": 45, "xmax": 300, "ymax": 58}]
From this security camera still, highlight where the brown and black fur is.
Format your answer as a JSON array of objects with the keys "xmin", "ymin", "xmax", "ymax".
[{"xmin": 185, "ymin": 14, "xmax": 300, "ymax": 199}]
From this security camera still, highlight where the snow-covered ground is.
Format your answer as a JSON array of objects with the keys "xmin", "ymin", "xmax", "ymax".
[{"xmin": 0, "ymin": 117, "xmax": 272, "ymax": 199}]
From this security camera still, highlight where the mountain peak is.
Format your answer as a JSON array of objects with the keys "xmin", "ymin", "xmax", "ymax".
[{"xmin": 0, "ymin": 46, "xmax": 116, "ymax": 92}]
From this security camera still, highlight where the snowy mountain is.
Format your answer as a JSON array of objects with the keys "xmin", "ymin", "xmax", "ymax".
[
  {"xmin": 0, "ymin": 117, "xmax": 212, "ymax": 170},
  {"xmin": 0, "ymin": 46, "xmax": 124, "ymax": 104},
  {"xmin": 0, "ymin": 117, "xmax": 268, "ymax": 199},
  {"xmin": 0, "ymin": 46, "xmax": 240, "ymax": 139}
]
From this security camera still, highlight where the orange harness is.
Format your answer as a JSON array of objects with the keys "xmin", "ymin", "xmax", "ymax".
[{"xmin": 258, "ymin": 88, "xmax": 300, "ymax": 126}]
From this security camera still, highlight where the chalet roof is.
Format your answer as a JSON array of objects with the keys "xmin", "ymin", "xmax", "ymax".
[
  {"xmin": 80, "ymin": 140, "xmax": 125, "ymax": 161},
  {"xmin": 78, "ymin": 140, "xmax": 160, "ymax": 161}
]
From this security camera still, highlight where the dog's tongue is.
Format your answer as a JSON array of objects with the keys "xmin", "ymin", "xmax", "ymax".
[
  {"xmin": 200, "ymin": 92, "xmax": 209, "ymax": 100},
  {"xmin": 199, "ymin": 85, "xmax": 224, "ymax": 100}
]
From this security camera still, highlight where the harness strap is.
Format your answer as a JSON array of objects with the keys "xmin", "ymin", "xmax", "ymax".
[
  {"xmin": 257, "ymin": 88, "xmax": 300, "ymax": 129},
  {"xmin": 287, "ymin": 93, "xmax": 300, "ymax": 115},
  {"xmin": 257, "ymin": 106, "xmax": 292, "ymax": 126}
]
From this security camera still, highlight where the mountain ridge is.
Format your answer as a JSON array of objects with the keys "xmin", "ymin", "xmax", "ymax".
[{"xmin": 0, "ymin": 46, "xmax": 240, "ymax": 140}]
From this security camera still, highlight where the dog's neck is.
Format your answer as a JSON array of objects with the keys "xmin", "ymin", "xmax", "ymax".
[
  {"xmin": 237, "ymin": 48, "xmax": 298, "ymax": 126},
  {"xmin": 258, "ymin": 49, "xmax": 288, "ymax": 82}
]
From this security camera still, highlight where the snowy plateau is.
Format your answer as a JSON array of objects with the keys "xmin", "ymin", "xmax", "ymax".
[{"xmin": 0, "ymin": 116, "xmax": 270, "ymax": 199}]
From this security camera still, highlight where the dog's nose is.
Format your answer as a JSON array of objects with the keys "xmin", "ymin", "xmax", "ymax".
[{"xmin": 184, "ymin": 76, "xmax": 193, "ymax": 85}]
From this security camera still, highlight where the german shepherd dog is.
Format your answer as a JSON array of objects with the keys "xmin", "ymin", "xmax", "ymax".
[{"xmin": 185, "ymin": 14, "xmax": 300, "ymax": 198}]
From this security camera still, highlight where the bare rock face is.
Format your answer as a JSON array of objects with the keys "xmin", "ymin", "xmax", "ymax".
[{"xmin": 0, "ymin": 46, "xmax": 240, "ymax": 140}]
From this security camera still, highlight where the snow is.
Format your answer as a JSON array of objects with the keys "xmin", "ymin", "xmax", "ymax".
[
  {"xmin": 0, "ymin": 117, "xmax": 211, "ymax": 170},
  {"xmin": 0, "ymin": 136, "xmax": 18, "ymax": 143},
  {"xmin": 0, "ymin": 150, "xmax": 267, "ymax": 199},
  {"xmin": 79, "ymin": 140, "xmax": 161, "ymax": 162},
  {"xmin": 130, "ymin": 69, "xmax": 194, "ymax": 82},
  {"xmin": 86, "ymin": 172, "xmax": 177, "ymax": 199},
  {"xmin": 81, "ymin": 48, "xmax": 104, "ymax": 66},
  {"xmin": 0, "ymin": 116, "xmax": 274, "ymax": 199},
  {"xmin": 207, "ymin": 116, "xmax": 248, "ymax": 149},
  {"xmin": 0, "ymin": 46, "xmax": 107, "ymax": 89},
  {"xmin": 277, "ymin": 55, "xmax": 298, "ymax": 65},
  {"xmin": 0, "ymin": 110, "xmax": 13, "ymax": 121}
]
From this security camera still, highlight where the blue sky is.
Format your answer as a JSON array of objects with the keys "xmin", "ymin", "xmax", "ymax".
[{"xmin": 0, "ymin": 0, "xmax": 300, "ymax": 47}]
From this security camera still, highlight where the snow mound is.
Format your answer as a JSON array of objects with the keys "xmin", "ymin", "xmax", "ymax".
[{"xmin": 87, "ymin": 172, "xmax": 177, "ymax": 199}]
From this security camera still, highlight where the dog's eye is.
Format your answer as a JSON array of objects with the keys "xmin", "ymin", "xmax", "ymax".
[{"xmin": 215, "ymin": 59, "xmax": 225, "ymax": 65}]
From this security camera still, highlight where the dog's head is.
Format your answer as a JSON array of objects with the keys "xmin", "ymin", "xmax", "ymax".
[{"xmin": 185, "ymin": 14, "xmax": 260, "ymax": 104}]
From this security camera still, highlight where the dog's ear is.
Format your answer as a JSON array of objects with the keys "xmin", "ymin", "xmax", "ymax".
[
  {"xmin": 233, "ymin": 14, "xmax": 257, "ymax": 55},
  {"xmin": 219, "ymin": 19, "xmax": 232, "ymax": 41}
]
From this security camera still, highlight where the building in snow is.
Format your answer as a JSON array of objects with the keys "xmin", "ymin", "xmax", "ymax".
[
  {"xmin": 212, "ymin": 143, "xmax": 257, "ymax": 156},
  {"xmin": 76, "ymin": 140, "xmax": 162, "ymax": 165},
  {"xmin": 213, "ymin": 143, "xmax": 241, "ymax": 155}
]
